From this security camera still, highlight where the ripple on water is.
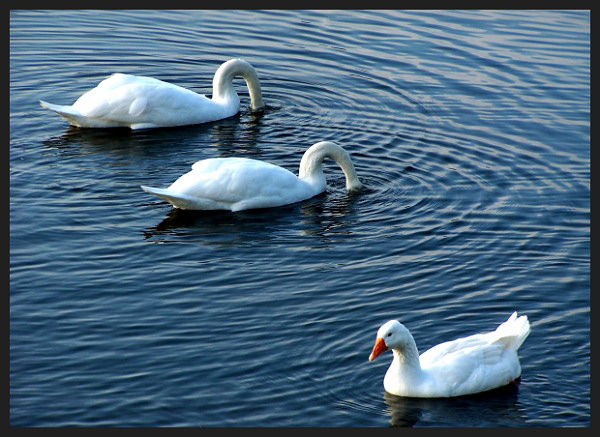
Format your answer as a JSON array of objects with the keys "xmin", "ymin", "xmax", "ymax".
[{"xmin": 10, "ymin": 10, "xmax": 589, "ymax": 426}]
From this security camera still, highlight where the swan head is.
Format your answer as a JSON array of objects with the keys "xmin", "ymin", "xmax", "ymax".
[{"xmin": 369, "ymin": 320, "xmax": 413, "ymax": 361}]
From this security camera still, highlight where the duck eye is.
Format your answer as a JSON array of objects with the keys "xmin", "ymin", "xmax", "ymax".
[{"xmin": 387, "ymin": 333, "xmax": 392, "ymax": 337}]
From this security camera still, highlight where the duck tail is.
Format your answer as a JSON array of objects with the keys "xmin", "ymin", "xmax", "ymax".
[{"xmin": 494, "ymin": 312, "xmax": 531, "ymax": 351}]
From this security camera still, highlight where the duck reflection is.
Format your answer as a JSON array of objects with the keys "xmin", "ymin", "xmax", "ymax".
[{"xmin": 384, "ymin": 381, "xmax": 526, "ymax": 427}]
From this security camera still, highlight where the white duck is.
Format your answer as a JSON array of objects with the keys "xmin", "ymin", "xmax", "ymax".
[
  {"xmin": 369, "ymin": 312, "xmax": 530, "ymax": 398},
  {"xmin": 141, "ymin": 141, "xmax": 363, "ymax": 212},
  {"xmin": 39, "ymin": 58, "xmax": 264, "ymax": 130}
]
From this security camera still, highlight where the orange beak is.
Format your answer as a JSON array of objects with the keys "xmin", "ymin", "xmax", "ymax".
[{"xmin": 369, "ymin": 337, "xmax": 387, "ymax": 361}]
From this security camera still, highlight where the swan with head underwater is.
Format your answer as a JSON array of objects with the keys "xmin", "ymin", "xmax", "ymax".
[
  {"xmin": 39, "ymin": 58, "xmax": 264, "ymax": 130},
  {"xmin": 369, "ymin": 312, "xmax": 531, "ymax": 398},
  {"xmin": 141, "ymin": 141, "xmax": 363, "ymax": 212}
]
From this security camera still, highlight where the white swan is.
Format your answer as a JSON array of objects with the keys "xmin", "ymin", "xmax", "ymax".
[
  {"xmin": 369, "ymin": 312, "xmax": 531, "ymax": 398},
  {"xmin": 39, "ymin": 58, "xmax": 264, "ymax": 130},
  {"xmin": 141, "ymin": 141, "xmax": 363, "ymax": 212}
]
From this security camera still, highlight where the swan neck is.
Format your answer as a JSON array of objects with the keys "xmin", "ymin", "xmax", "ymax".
[
  {"xmin": 298, "ymin": 141, "xmax": 363, "ymax": 191},
  {"xmin": 212, "ymin": 59, "xmax": 265, "ymax": 111}
]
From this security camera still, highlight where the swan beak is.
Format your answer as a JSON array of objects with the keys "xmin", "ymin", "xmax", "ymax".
[{"xmin": 369, "ymin": 337, "xmax": 387, "ymax": 361}]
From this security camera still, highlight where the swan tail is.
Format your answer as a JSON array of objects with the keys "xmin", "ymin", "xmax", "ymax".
[
  {"xmin": 141, "ymin": 186, "xmax": 189, "ymax": 209},
  {"xmin": 40, "ymin": 100, "xmax": 84, "ymax": 124},
  {"xmin": 40, "ymin": 100, "xmax": 90, "ymax": 127},
  {"xmin": 141, "ymin": 185, "xmax": 229, "ymax": 210},
  {"xmin": 493, "ymin": 312, "xmax": 531, "ymax": 351}
]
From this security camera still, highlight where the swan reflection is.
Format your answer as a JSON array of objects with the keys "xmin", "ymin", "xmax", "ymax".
[
  {"xmin": 41, "ymin": 111, "xmax": 265, "ymax": 160},
  {"xmin": 142, "ymin": 188, "xmax": 361, "ymax": 247}
]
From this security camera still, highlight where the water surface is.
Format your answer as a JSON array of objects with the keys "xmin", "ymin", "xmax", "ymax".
[{"xmin": 10, "ymin": 10, "xmax": 589, "ymax": 427}]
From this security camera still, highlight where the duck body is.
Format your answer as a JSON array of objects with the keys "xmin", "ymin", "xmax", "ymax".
[
  {"xmin": 40, "ymin": 59, "xmax": 264, "ymax": 130},
  {"xmin": 141, "ymin": 141, "xmax": 362, "ymax": 212},
  {"xmin": 369, "ymin": 312, "xmax": 530, "ymax": 398}
]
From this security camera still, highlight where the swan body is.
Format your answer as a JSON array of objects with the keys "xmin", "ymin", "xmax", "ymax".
[
  {"xmin": 141, "ymin": 141, "xmax": 363, "ymax": 212},
  {"xmin": 39, "ymin": 59, "xmax": 264, "ymax": 130},
  {"xmin": 369, "ymin": 312, "xmax": 530, "ymax": 398}
]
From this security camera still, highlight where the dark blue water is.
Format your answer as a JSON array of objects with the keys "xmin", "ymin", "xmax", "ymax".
[{"xmin": 10, "ymin": 10, "xmax": 589, "ymax": 427}]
